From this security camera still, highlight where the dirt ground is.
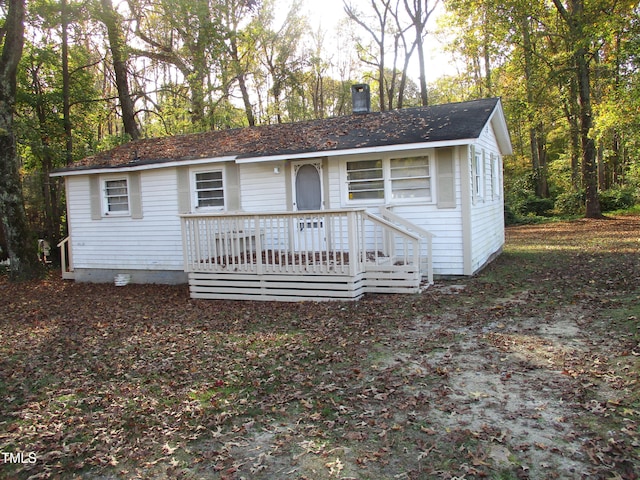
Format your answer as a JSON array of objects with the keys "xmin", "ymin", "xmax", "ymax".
[{"xmin": 1, "ymin": 216, "xmax": 639, "ymax": 479}]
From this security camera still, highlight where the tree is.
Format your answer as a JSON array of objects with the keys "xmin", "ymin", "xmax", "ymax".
[
  {"xmin": 402, "ymin": 0, "xmax": 439, "ymax": 106},
  {"xmin": 551, "ymin": 0, "xmax": 601, "ymax": 218},
  {"xmin": 344, "ymin": 0, "xmax": 394, "ymax": 111},
  {"xmin": 99, "ymin": 0, "xmax": 140, "ymax": 140},
  {"xmin": 0, "ymin": 0, "xmax": 41, "ymax": 279}
]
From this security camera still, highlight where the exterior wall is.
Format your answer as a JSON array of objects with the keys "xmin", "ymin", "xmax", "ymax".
[
  {"xmin": 330, "ymin": 147, "xmax": 466, "ymax": 276},
  {"xmin": 468, "ymin": 123, "xmax": 505, "ymax": 274},
  {"xmin": 66, "ymin": 169, "xmax": 185, "ymax": 282},
  {"xmin": 65, "ymin": 131, "xmax": 505, "ymax": 282},
  {"xmin": 240, "ymin": 162, "xmax": 288, "ymax": 212}
]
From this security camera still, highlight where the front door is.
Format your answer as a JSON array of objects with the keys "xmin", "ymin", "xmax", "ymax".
[{"xmin": 292, "ymin": 161, "xmax": 326, "ymax": 251}]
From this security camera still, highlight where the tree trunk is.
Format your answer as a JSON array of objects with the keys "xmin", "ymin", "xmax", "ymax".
[
  {"xmin": 228, "ymin": 33, "xmax": 255, "ymax": 126},
  {"xmin": 100, "ymin": 0, "xmax": 140, "ymax": 140},
  {"xmin": 519, "ymin": 17, "xmax": 548, "ymax": 197},
  {"xmin": 0, "ymin": 0, "xmax": 41, "ymax": 280},
  {"xmin": 415, "ymin": 34, "xmax": 428, "ymax": 106},
  {"xmin": 61, "ymin": 0, "xmax": 73, "ymax": 166},
  {"xmin": 551, "ymin": 0, "xmax": 601, "ymax": 218},
  {"xmin": 575, "ymin": 46, "xmax": 601, "ymax": 217}
]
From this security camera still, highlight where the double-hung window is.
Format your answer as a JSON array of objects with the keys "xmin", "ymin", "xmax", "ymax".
[
  {"xmin": 104, "ymin": 178, "xmax": 130, "ymax": 214},
  {"xmin": 346, "ymin": 160, "xmax": 384, "ymax": 200},
  {"xmin": 194, "ymin": 170, "xmax": 224, "ymax": 209}
]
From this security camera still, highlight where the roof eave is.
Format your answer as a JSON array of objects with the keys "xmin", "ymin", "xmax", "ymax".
[
  {"xmin": 489, "ymin": 98, "xmax": 513, "ymax": 155},
  {"xmin": 51, "ymin": 139, "xmax": 479, "ymax": 176},
  {"xmin": 50, "ymin": 155, "xmax": 237, "ymax": 177}
]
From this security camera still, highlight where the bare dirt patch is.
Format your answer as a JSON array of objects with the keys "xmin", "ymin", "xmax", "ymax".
[{"xmin": 1, "ymin": 215, "xmax": 639, "ymax": 479}]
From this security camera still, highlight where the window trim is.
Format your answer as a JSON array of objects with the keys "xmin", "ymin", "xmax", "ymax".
[
  {"xmin": 191, "ymin": 166, "xmax": 226, "ymax": 211},
  {"xmin": 102, "ymin": 176, "xmax": 130, "ymax": 216}
]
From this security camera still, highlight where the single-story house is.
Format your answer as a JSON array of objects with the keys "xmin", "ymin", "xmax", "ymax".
[{"xmin": 52, "ymin": 87, "xmax": 512, "ymax": 301}]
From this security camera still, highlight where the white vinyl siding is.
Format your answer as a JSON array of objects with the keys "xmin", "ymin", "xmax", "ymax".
[
  {"xmin": 469, "ymin": 126, "xmax": 505, "ymax": 273},
  {"xmin": 240, "ymin": 162, "xmax": 287, "ymax": 212},
  {"xmin": 67, "ymin": 170, "xmax": 184, "ymax": 271}
]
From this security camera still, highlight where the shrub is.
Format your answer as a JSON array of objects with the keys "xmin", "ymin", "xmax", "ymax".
[
  {"xmin": 555, "ymin": 190, "xmax": 585, "ymax": 215},
  {"xmin": 598, "ymin": 186, "xmax": 637, "ymax": 212}
]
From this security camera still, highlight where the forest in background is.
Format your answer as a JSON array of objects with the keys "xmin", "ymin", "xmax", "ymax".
[{"xmin": 1, "ymin": 0, "xmax": 639, "ymax": 263}]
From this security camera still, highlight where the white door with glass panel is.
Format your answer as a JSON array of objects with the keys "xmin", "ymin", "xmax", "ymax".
[{"xmin": 292, "ymin": 161, "xmax": 326, "ymax": 251}]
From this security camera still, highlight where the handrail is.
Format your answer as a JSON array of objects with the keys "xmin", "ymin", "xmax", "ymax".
[
  {"xmin": 362, "ymin": 211, "xmax": 421, "ymax": 242},
  {"xmin": 379, "ymin": 205, "xmax": 434, "ymax": 240},
  {"xmin": 57, "ymin": 236, "xmax": 74, "ymax": 279},
  {"xmin": 380, "ymin": 205, "xmax": 434, "ymax": 284}
]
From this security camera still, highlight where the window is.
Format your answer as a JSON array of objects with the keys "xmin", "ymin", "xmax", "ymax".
[
  {"xmin": 491, "ymin": 153, "xmax": 500, "ymax": 200},
  {"xmin": 346, "ymin": 160, "xmax": 384, "ymax": 200},
  {"xmin": 473, "ymin": 150, "xmax": 484, "ymax": 201},
  {"xmin": 345, "ymin": 154, "xmax": 435, "ymax": 203},
  {"xmin": 194, "ymin": 170, "xmax": 224, "ymax": 208},
  {"xmin": 390, "ymin": 156, "xmax": 431, "ymax": 200},
  {"xmin": 104, "ymin": 178, "xmax": 129, "ymax": 214}
]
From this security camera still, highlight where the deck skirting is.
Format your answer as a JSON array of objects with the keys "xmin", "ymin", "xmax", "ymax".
[
  {"xmin": 189, "ymin": 271, "xmax": 366, "ymax": 301},
  {"xmin": 188, "ymin": 263, "xmax": 421, "ymax": 301}
]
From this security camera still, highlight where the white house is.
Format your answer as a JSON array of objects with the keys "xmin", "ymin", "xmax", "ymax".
[{"xmin": 52, "ymin": 90, "xmax": 512, "ymax": 301}]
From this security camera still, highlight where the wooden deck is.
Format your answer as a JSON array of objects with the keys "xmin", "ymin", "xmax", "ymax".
[{"xmin": 181, "ymin": 209, "xmax": 432, "ymax": 301}]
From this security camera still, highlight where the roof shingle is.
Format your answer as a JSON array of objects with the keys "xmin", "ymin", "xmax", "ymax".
[{"xmin": 62, "ymin": 98, "xmax": 501, "ymax": 172}]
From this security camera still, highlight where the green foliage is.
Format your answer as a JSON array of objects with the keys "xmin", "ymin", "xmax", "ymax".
[
  {"xmin": 598, "ymin": 186, "xmax": 638, "ymax": 212},
  {"xmin": 504, "ymin": 171, "xmax": 553, "ymax": 217},
  {"xmin": 554, "ymin": 190, "xmax": 585, "ymax": 216}
]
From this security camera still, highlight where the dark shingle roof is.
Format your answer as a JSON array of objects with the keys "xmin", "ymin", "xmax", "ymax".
[{"xmin": 61, "ymin": 98, "xmax": 501, "ymax": 172}]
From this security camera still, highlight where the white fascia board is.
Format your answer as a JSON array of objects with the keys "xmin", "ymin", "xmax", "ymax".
[
  {"xmin": 234, "ymin": 139, "xmax": 475, "ymax": 164},
  {"xmin": 50, "ymin": 155, "xmax": 237, "ymax": 177},
  {"xmin": 488, "ymin": 99, "xmax": 513, "ymax": 155}
]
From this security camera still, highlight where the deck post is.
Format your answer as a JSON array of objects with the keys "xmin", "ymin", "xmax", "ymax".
[
  {"xmin": 181, "ymin": 217, "xmax": 191, "ymax": 272},
  {"xmin": 254, "ymin": 215, "xmax": 263, "ymax": 275},
  {"xmin": 347, "ymin": 210, "xmax": 359, "ymax": 276}
]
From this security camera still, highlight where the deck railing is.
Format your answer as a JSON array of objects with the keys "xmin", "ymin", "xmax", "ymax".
[
  {"xmin": 180, "ymin": 209, "xmax": 424, "ymax": 278},
  {"xmin": 380, "ymin": 206, "xmax": 434, "ymax": 284}
]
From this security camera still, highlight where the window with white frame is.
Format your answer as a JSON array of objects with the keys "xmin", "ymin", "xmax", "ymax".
[
  {"xmin": 194, "ymin": 170, "xmax": 224, "ymax": 209},
  {"xmin": 473, "ymin": 150, "xmax": 484, "ymax": 201},
  {"xmin": 491, "ymin": 153, "xmax": 500, "ymax": 199},
  {"xmin": 346, "ymin": 159, "xmax": 384, "ymax": 200},
  {"xmin": 104, "ymin": 178, "xmax": 130, "ymax": 214},
  {"xmin": 345, "ymin": 154, "xmax": 434, "ymax": 203},
  {"xmin": 390, "ymin": 156, "xmax": 431, "ymax": 200}
]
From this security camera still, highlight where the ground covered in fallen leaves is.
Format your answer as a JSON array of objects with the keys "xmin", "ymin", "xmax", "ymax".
[{"xmin": 1, "ymin": 215, "xmax": 639, "ymax": 479}]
